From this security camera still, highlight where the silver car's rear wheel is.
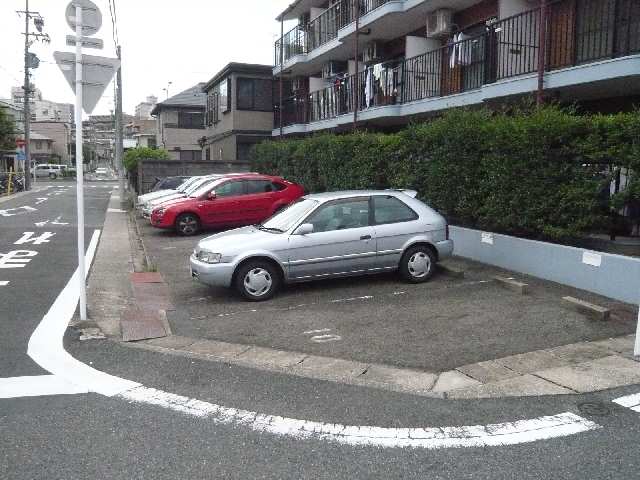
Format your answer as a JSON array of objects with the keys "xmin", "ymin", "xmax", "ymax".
[
  {"xmin": 399, "ymin": 245, "xmax": 436, "ymax": 283},
  {"xmin": 235, "ymin": 260, "xmax": 280, "ymax": 301}
]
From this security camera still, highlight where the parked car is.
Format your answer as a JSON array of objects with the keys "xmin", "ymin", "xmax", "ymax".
[
  {"xmin": 137, "ymin": 176, "xmax": 201, "ymax": 207},
  {"xmin": 33, "ymin": 164, "xmax": 66, "ymax": 179},
  {"xmin": 190, "ymin": 190, "xmax": 453, "ymax": 301},
  {"xmin": 140, "ymin": 176, "xmax": 222, "ymax": 218},
  {"xmin": 95, "ymin": 167, "xmax": 108, "ymax": 175},
  {"xmin": 151, "ymin": 176, "xmax": 191, "ymax": 192},
  {"xmin": 151, "ymin": 174, "xmax": 304, "ymax": 236}
]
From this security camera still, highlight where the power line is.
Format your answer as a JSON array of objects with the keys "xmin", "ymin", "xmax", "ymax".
[{"xmin": 107, "ymin": 0, "xmax": 118, "ymax": 48}]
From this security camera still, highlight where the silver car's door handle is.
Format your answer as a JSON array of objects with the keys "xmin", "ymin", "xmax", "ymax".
[{"xmin": 360, "ymin": 235, "xmax": 372, "ymax": 240}]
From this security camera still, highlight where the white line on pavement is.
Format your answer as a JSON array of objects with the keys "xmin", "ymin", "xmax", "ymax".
[
  {"xmin": 0, "ymin": 375, "xmax": 88, "ymax": 399},
  {"xmin": 0, "ymin": 281, "xmax": 9, "ymax": 286},
  {"xmin": 613, "ymin": 393, "xmax": 640, "ymax": 412},
  {"xmin": 119, "ymin": 386, "xmax": 600, "ymax": 449}
]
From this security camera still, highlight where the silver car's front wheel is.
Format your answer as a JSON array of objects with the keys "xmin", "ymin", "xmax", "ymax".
[
  {"xmin": 235, "ymin": 260, "xmax": 280, "ymax": 301},
  {"xmin": 399, "ymin": 245, "xmax": 436, "ymax": 283}
]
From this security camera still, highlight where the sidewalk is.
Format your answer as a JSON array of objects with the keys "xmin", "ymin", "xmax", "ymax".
[{"xmin": 86, "ymin": 192, "xmax": 640, "ymax": 400}]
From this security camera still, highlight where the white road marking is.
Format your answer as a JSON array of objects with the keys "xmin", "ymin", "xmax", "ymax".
[
  {"xmin": 119, "ymin": 387, "xmax": 599, "ymax": 449},
  {"xmin": 0, "ymin": 375, "xmax": 88, "ymax": 399},
  {"xmin": 311, "ymin": 334, "xmax": 342, "ymax": 343},
  {"xmin": 0, "ymin": 281, "xmax": 9, "ymax": 286},
  {"xmin": 303, "ymin": 328, "xmax": 332, "ymax": 335},
  {"xmin": 330, "ymin": 295, "xmax": 373, "ymax": 303},
  {"xmin": 0, "ymin": 206, "xmax": 37, "ymax": 217},
  {"xmin": 25, "ymin": 229, "xmax": 140, "ymax": 397},
  {"xmin": 34, "ymin": 220, "xmax": 49, "ymax": 227},
  {"xmin": 14, "ymin": 231, "xmax": 56, "ymax": 245},
  {"xmin": 613, "ymin": 393, "xmax": 640, "ymax": 412},
  {"xmin": 107, "ymin": 208, "xmax": 127, "ymax": 213},
  {"xmin": 35, "ymin": 198, "xmax": 48, "ymax": 205},
  {"xmin": 51, "ymin": 216, "xmax": 69, "ymax": 225},
  {"xmin": 0, "ymin": 250, "xmax": 38, "ymax": 269}
]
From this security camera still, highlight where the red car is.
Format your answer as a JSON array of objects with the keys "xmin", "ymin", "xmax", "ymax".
[{"xmin": 150, "ymin": 174, "xmax": 305, "ymax": 236}]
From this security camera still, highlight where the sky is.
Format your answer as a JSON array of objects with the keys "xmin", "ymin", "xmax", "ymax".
[{"xmin": 0, "ymin": 0, "xmax": 293, "ymax": 117}]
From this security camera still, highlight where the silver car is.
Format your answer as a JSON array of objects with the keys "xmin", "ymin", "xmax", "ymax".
[{"xmin": 190, "ymin": 190, "xmax": 453, "ymax": 301}]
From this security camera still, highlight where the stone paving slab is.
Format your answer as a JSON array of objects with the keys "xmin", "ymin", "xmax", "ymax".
[
  {"xmin": 359, "ymin": 365, "xmax": 438, "ymax": 393},
  {"xmin": 456, "ymin": 360, "xmax": 519, "ymax": 383},
  {"xmin": 294, "ymin": 355, "xmax": 369, "ymax": 380},
  {"xmin": 496, "ymin": 350, "xmax": 568, "ymax": 375},
  {"xmin": 144, "ymin": 335, "xmax": 196, "ymax": 350},
  {"xmin": 544, "ymin": 342, "xmax": 612, "ymax": 364},
  {"xmin": 447, "ymin": 374, "xmax": 574, "ymax": 399},
  {"xmin": 183, "ymin": 339, "xmax": 251, "ymax": 360},
  {"xmin": 236, "ymin": 346, "xmax": 307, "ymax": 369},
  {"xmin": 120, "ymin": 308, "xmax": 168, "ymax": 342},
  {"xmin": 535, "ymin": 355, "xmax": 640, "ymax": 393},
  {"xmin": 590, "ymin": 335, "xmax": 635, "ymax": 356},
  {"xmin": 432, "ymin": 370, "xmax": 481, "ymax": 393}
]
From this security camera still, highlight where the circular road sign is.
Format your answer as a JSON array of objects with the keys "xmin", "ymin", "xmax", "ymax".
[{"xmin": 65, "ymin": 0, "xmax": 102, "ymax": 36}]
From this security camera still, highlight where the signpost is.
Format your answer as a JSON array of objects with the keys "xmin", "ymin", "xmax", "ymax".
[{"xmin": 55, "ymin": 0, "xmax": 118, "ymax": 321}]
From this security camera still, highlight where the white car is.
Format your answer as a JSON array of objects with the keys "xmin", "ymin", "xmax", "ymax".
[
  {"xmin": 33, "ymin": 164, "xmax": 65, "ymax": 179},
  {"xmin": 137, "ymin": 176, "xmax": 201, "ymax": 206}
]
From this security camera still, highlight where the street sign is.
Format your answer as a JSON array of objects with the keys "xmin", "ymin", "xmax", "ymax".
[
  {"xmin": 66, "ymin": 35, "xmax": 103, "ymax": 49},
  {"xmin": 53, "ymin": 51, "xmax": 119, "ymax": 114},
  {"xmin": 15, "ymin": 139, "xmax": 26, "ymax": 148},
  {"xmin": 65, "ymin": 0, "xmax": 102, "ymax": 36}
]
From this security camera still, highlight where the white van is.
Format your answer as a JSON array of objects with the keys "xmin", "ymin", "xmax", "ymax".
[{"xmin": 33, "ymin": 164, "xmax": 66, "ymax": 179}]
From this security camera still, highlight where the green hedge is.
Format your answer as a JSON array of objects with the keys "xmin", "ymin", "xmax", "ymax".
[{"xmin": 252, "ymin": 105, "xmax": 639, "ymax": 242}]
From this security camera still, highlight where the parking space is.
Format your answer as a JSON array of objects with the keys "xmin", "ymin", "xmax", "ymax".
[{"xmin": 138, "ymin": 220, "xmax": 637, "ymax": 373}]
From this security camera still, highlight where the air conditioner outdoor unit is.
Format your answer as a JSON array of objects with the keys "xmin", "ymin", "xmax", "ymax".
[
  {"xmin": 363, "ymin": 41, "xmax": 385, "ymax": 65},
  {"xmin": 426, "ymin": 9, "xmax": 454, "ymax": 38},
  {"xmin": 321, "ymin": 61, "xmax": 347, "ymax": 79}
]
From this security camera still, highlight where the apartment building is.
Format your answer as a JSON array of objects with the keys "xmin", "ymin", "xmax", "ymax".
[
  {"xmin": 7, "ymin": 85, "xmax": 74, "ymax": 123},
  {"xmin": 273, "ymin": 0, "xmax": 640, "ymax": 136},
  {"xmin": 151, "ymin": 84, "xmax": 206, "ymax": 161},
  {"xmin": 202, "ymin": 63, "xmax": 274, "ymax": 164}
]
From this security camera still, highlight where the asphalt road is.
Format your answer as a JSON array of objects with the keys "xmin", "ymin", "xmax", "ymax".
[{"xmin": 2, "ymin": 183, "xmax": 640, "ymax": 479}]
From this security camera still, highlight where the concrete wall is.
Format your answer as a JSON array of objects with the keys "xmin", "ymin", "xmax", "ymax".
[
  {"xmin": 450, "ymin": 226, "xmax": 640, "ymax": 304},
  {"xmin": 137, "ymin": 159, "xmax": 250, "ymax": 193}
]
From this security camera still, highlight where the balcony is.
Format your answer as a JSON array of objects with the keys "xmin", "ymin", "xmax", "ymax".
[
  {"xmin": 275, "ymin": 0, "xmax": 640, "ymax": 132},
  {"xmin": 274, "ymin": 0, "xmax": 395, "ymax": 67}
]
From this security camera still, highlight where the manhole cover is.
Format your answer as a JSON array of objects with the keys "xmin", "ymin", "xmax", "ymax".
[{"xmin": 577, "ymin": 402, "xmax": 611, "ymax": 416}]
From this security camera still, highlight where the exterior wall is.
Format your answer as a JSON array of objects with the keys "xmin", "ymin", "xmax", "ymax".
[
  {"xmin": 136, "ymin": 159, "xmax": 250, "ymax": 193},
  {"xmin": 450, "ymin": 226, "xmax": 640, "ymax": 304},
  {"xmin": 158, "ymin": 108, "xmax": 204, "ymax": 159},
  {"xmin": 455, "ymin": 0, "xmax": 499, "ymax": 29},
  {"xmin": 30, "ymin": 139, "xmax": 54, "ymax": 161},
  {"xmin": 31, "ymin": 122, "xmax": 71, "ymax": 164},
  {"xmin": 203, "ymin": 68, "xmax": 274, "ymax": 163}
]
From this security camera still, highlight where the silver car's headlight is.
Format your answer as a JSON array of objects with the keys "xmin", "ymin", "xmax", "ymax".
[{"xmin": 196, "ymin": 249, "xmax": 222, "ymax": 264}]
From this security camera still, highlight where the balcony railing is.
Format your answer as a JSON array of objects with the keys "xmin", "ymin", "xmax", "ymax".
[
  {"xmin": 275, "ymin": 0, "xmax": 395, "ymax": 66},
  {"xmin": 275, "ymin": 0, "xmax": 640, "ymax": 129}
]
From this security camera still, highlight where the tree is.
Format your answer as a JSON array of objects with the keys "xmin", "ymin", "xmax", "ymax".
[
  {"xmin": 123, "ymin": 146, "xmax": 170, "ymax": 172},
  {"xmin": 0, "ymin": 107, "xmax": 16, "ymax": 152}
]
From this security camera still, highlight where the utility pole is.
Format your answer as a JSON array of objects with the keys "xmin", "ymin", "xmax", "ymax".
[
  {"xmin": 536, "ymin": 0, "xmax": 548, "ymax": 107},
  {"xmin": 23, "ymin": 0, "xmax": 31, "ymax": 191},
  {"xmin": 18, "ymin": 1, "xmax": 49, "ymax": 190},
  {"xmin": 115, "ymin": 45, "xmax": 125, "ymax": 204}
]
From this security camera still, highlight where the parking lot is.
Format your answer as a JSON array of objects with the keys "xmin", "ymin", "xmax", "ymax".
[{"xmin": 137, "ymin": 220, "xmax": 638, "ymax": 373}]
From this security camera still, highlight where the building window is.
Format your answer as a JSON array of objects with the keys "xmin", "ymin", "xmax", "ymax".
[
  {"xmin": 35, "ymin": 141, "xmax": 42, "ymax": 149},
  {"xmin": 179, "ymin": 150, "xmax": 202, "ymax": 161},
  {"xmin": 147, "ymin": 137, "xmax": 157, "ymax": 149},
  {"xmin": 205, "ymin": 147, "xmax": 211, "ymax": 161},
  {"xmin": 178, "ymin": 111, "xmax": 204, "ymax": 129},
  {"xmin": 236, "ymin": 142, "xmax": 254, "ymax": 162},
  {"xmin": 236, "ymin": 78, "xmax": 273, "ymax": 111},
  {"xmin": 206, "ymin": 78, "xmax": 230, "ymax": 126}
]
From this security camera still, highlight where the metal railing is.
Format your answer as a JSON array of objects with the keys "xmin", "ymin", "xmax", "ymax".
[
  {"xmin": 276, "ymin": 0, "xmax": 640, "ymax": 128},
  {"xmin": 275, "ymin": 24, "xmax": 307, "ymax": 66},
  {"xmin": 275, "ymin": 0, "xmax": 396, "ymax": 65}
]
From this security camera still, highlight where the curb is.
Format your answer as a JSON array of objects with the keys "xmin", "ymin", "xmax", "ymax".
[
  {"xmin": 130, "ymin": 212, "xmax": 153, "ymax": 270},
  {"xmin": 117, "ymin": 332, "xmax": 640, "ymax": 399}
]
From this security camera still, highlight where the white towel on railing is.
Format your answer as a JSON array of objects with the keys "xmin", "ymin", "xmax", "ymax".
[{"xmin": 449, "ymin": 32, "xmax": 472, "ymax": 68}]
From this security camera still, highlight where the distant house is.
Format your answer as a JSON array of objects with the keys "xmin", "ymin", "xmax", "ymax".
[
  {"xmin": 202, "ymin": 63, "xmax": 274, "ymax": 165},
  {"xmin": 151, "ymin": 84, "xmax": 206, "ymax": 161},
  {"xmin": 31, "ymin": 121, "xmax": 72, "ymax": 165},
  {"xmin": 30, "ymin": 132, "xmax": 55, "ymax": 163}
]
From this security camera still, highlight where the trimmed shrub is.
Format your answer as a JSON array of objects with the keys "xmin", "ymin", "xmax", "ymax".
[{"xmin": 251, "ymin": 105, "xmax": 638, "ymax": 242}]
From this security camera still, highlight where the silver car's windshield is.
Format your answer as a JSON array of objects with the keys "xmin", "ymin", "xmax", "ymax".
[{"xmin": 260, "ymin": 199, "xmax": 319, "ymax": 232}]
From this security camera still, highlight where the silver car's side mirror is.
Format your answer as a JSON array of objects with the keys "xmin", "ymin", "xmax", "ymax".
[{"xmin": 295, "ymin": 223, "xmax": 314, "ymax": 235}]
